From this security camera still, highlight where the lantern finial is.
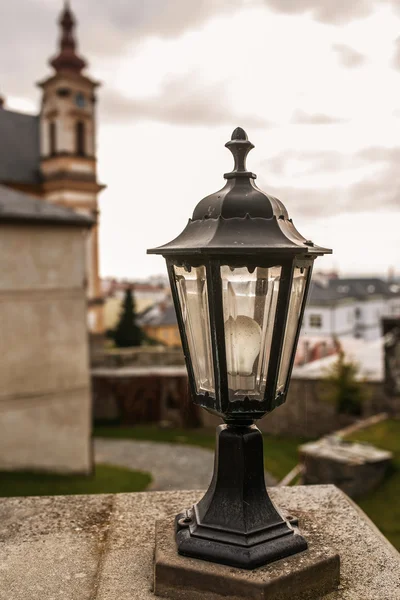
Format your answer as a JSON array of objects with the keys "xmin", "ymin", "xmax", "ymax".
[
  {"xmin": 225, "ymin": 127, "xmax": 255, "ymax": 179},
  {"xmin": 231, "ymin": 127, "xmax": 248, "ymax": 141}
]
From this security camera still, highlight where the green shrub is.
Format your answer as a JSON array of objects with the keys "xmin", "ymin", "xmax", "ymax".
[{"xmin": 322, "ymin": 350, "xmax": 366, "ymax": 416}]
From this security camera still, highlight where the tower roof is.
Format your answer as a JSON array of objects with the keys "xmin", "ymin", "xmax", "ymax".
[{"xmin": 50, "ymin": 1, "xmax": 87, "ymax": 74}]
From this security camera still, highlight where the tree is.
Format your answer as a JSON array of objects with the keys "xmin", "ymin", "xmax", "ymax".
[
  {"xmin": 113, "ymin": 287, "xmax": 143, "ymax": 348},
  {"xmin": 323, "ymin": 349, "xmax": 366, "ymax": 416}
]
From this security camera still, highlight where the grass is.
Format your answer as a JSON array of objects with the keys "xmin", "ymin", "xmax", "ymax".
[
  {"xmin": 0, "ymin": 464, "xmax": 152, "ymax": 497},
  {"xmin": 93, "ymin": 421, "xmax": 400, "ymax": 550},
  {"xmin": 93, "ymin": 424, "xmax": 307, "ymax": 482},
  {"xmin": 347, "ymin": 419, "xmax": 400, "ymax": 550}
]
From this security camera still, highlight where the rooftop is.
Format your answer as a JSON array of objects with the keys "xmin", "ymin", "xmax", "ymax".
[
  {"xmin": 307, "ymin": 277, "xmax": 400, "ymax": 306},
  {"xmin": 0, "ymin": 109, "xmax": 40, "ymax": 184},
  {"xmin": 0, "ymin": 184, "xmax": 93, "ymax": 227},
  {"xmin": 292, "ymin": 337, "xmax": 383, "ymax": 381},
  {"xmin": 139, "ymin": 302, "xmax": 178, "ymax": 327}
]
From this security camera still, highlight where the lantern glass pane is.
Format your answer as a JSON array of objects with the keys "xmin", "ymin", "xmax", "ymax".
[
  {"xmin": 174, "ymin": 265, "xmax": 214, "ymax": 394},
  {"xmin": 221, "ymin": 265, "xmax": 281, "ymax": 399},
  {"xmin": 276, "ymin": 266, "xmax": 309, "ymax": 394}
]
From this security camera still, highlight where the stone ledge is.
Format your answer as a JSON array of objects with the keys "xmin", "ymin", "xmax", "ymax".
[
  {"xmin": 0, "ymin": 486, "xmax": 399, "ymax": 599},
  {"xmin": 154, "ymin": 518, "xmax": 340, "ymax": 600}
]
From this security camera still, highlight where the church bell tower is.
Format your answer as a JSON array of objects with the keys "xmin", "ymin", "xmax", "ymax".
[{"xmin": 37, "ymin": 1, "xmax": 105, "ymax": 334}]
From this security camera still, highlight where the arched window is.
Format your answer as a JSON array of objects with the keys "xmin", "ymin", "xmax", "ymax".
[
  {"xmin": 76, "ymin": 121, "xmax": 85, "ymax": 156},
  {"xmin": 49, "ymin": 121, "xmax": 56, "ymax": 156}
]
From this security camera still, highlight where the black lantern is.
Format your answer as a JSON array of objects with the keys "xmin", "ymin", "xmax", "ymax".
[{"xmin": 148, "ymin": 128, "xmax": 331, "ymax": 569}]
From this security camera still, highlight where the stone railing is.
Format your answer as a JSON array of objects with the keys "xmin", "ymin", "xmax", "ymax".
[
  {"xmin": 92, "ymin": 346, "xmax": 185, "ymax": 369},
  {"xmin": 2, "ymin": 486, "xmax": 399, "ymax": 599}
]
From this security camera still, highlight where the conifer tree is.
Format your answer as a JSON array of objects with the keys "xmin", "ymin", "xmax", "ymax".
[
  {"xmin": 323, "ymin": 350, "xmax": 366, "ymax": 416},
  {"xmin": 113, "ymin": 287, "xmax": 143, "ymax": 348}
]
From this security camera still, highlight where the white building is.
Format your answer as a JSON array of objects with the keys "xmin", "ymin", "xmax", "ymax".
[{"xmin": 302, "ymin": 278, "xmax": 400, "ymax": 342}]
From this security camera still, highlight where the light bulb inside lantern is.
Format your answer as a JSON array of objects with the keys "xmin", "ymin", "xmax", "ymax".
[{"xmin": 224, "ymin": 315, "xmax": 262, "ymax": 377}]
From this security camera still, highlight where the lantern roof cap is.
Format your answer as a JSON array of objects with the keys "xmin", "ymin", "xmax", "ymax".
[{"xmin": 148, "ymin": 128, "xmax": 332, "ymax": 257}]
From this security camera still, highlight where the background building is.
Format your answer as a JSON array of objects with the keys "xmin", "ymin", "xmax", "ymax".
[
  {"xmin": 102, "ymin": 278, "xmax": 170, "ymax": 333},
  {"xmin": 0, "ymin": 3, "xmax": 105, "ymax": 333},
  {"xmin": 302, "ymin": 277, "xmax": 400, "ymax": 340},
  {"xmin": 0, "ymin": 184, "xmax": 93, "ymax": 473},
  {"xmin": 139, "ymin": 302, "xmax": 181, "ymax": 347}
]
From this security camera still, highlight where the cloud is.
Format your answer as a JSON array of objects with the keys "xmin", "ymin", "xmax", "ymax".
[
  {"xmin": 263, "ymin": 0, "xmax": 376, "ymax": 25},
  {"xmin": 100, "ymin": 71, "xmax": 270, "ymax": 127},
  {"xmin": 76, "ymin": 0, "xmax": 248, "ymax": 57},
  {"xmin": 357, "ymin": 147, "xmax": 400, "ymax": 162},
  {"xmin": 266, "ymin": 151, "xmax": 344, "ymax": 176},
  {"xmin": 0, "ymin": 0, "xmax": 247, "ymax": 98},
  {"xmin": 392, "ymin": 36, "xmax": 400, "ymax": 70},
  {"xmin": 291, "ymin": 110, "xmax": 346, "ymax": 125},
  {"xmin": 258, "ymin": 146, "xmax": 400, "ymax": 217},
  {"xmin": 332, "ymin": 43, "xmax": 367, "ymax": 68}
]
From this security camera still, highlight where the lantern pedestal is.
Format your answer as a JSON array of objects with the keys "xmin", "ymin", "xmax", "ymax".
[{"xmin": 175, "ymin": 424, "xmax": 307, "ymax": 569}]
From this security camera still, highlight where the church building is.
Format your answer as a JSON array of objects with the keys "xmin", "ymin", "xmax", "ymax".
[{"xmin": 0, "ymin": 2, "xmax": 105, "ymax": 334}]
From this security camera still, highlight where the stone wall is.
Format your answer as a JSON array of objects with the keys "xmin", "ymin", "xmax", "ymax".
[
  {"xmin": 202, "ymin": 377, "xmax": 400, "ymax": 436},
  {"xmin": 0, "ymin": 224, "xmax": 92, "ymax": 473},
  {"xmin": 92, "ymin": 367, "xmax": 199, "ymax": 427},
  {"xmin": 91, "ymin": 346, "xmax": 185, "ymax": 369},
  {"xmin": 92, "ymin": 367, "xmax": 399, "ymax": 437}
]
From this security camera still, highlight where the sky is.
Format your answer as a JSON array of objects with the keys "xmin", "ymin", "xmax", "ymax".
[{"xmin": 2, "ymin": 0, "xmax": 400, "ymax": 280}]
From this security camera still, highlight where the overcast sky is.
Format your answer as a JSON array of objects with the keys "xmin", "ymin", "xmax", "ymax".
[{"xmin": 2, "ymin": 0, "xmax": 400, "ymax": 279}]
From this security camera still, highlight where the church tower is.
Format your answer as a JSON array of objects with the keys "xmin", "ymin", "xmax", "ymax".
[{"xmin": 37, "ymin": 1, "xmax": 105, "ymax": 334}]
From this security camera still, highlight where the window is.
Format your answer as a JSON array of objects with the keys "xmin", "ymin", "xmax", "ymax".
[
  {"xmin": 355, "ymin": 307, "xmax": 361, "ymax": 319},
  {"xmin": 75, "ymin": 92, "xmax": 86, "ymax": 108},
  {"xmin": 57, "ymin": 87, "xmax": 71, "ymax": 98},
  {"xmin": 337, "ymin": 285, "xmax": 349, "ymax": 294},
  {"xmin": 49, "ymin": 121, "xmax": 56, "ymax": 155},
  {"xmin": 76, "ymin": 121, "xmax": 85, "ymax": 156},
  {"xmin": 309, "ymin": 314, "xmax": 322, "ymax": 328}
]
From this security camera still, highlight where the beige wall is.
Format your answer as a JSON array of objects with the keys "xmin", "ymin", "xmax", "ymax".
[
  {"xmin": 144, "ymin": 324, "xmax": 181, "ymax": 348},
  {"xmin": 0, "ymin": 224, "xmax": 92, "ymax": 473}
]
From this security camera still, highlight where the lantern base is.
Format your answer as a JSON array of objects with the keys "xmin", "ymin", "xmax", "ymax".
[
  {"xmin": 176, "ymin": 514, "xmax": 307, "ymax": 569},
  {"xmin": 175, "ymin": 424, "xmax": 308, "ymax": 569}
]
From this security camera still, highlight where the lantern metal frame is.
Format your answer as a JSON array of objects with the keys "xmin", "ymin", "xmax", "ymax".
[
  {"xmin": 148, "ymin": 127, "xmax": 331, "ymax": 569},
  {"xmin": 166, "ymin": 255, "xmax": 314, "ymax": 422}
]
